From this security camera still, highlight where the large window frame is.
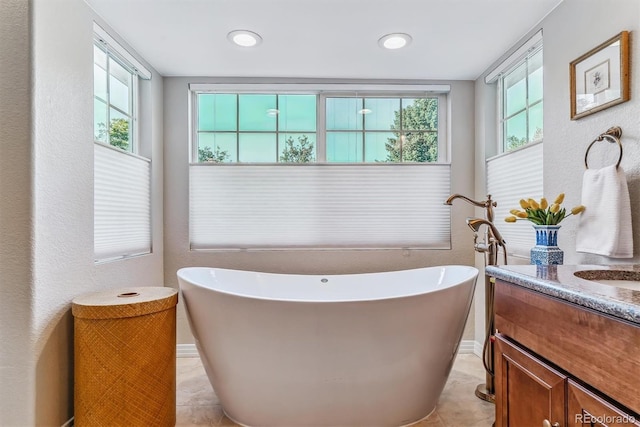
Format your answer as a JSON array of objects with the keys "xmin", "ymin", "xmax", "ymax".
[
  {"xmin": 486, "ymin": 31, "xmax": 544, "ymax": 260},
  {"xmin": 187, "ymin": 83, "xmax": 452, "ymax": 251},
  {"xmin": 93, "ymin": 23, "xmax": 153, "ymax": 263},
  {"xmin": 189, "ymin": 84, "xmax": 449, "ymax": 165}
]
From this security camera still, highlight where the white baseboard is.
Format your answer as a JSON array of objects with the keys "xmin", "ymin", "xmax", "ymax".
[
  {"xmin": 474, "ymin": 340, "xmax": 484, "ymax": 358},
  {"xmin": 178, "ymin": 341, "xmax": 482, "ymax": 358},
  {"xmin": 457, "ymin": 339, "xmax": 476, "ymax": 354},
  {"xmin": 61, "ymin": 417, "xmax": 74, "ymax": 427},
  {"xmin": 177, "ymin": 343, "xmax": 199, "ymax": 358}
]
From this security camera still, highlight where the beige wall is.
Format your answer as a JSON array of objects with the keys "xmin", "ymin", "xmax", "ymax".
[
  {"xmin": 163, "ymin": 77, "xmax": 478, "ymax": 344},
  {"xmin": 1, "ymin": 0, "xmax": 165, "ymax": 424},
  {"xmin": 0, "ymin": 0, "xmax": 35, "ymax": 425}
]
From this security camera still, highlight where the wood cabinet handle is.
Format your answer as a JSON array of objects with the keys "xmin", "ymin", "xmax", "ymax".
[{"xmin": 542, "ymin": 420, "xmax": 560, "ymax": 427}]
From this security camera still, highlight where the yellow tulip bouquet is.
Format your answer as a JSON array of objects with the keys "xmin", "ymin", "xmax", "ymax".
[{"xmin": 505, "ymin": 193, "xmax": 585, "ymax": 225}]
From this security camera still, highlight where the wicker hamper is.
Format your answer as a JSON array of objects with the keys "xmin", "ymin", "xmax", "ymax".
[{"xmin": 72, "ymin": 287, "xmax": 178, "ymax": 427}]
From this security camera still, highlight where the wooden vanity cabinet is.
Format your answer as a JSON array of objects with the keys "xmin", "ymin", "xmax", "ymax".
[
  {"xmin": 494, "ymin": 279, "xmax": 640, "ymax": 427},
  {"xmin": 495, "ymin": 335, "xmax": 565, "ymax": 427}
]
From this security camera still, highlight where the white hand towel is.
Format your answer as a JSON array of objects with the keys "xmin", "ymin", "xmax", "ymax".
[{"xmin": 576, "ymin": 164, "xmax": 633, "ymax": 258}]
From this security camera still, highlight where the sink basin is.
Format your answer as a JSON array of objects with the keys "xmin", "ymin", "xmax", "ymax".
[{"xmin": 574, "ymin": 270, "xmax": 640, "ymax": 292}]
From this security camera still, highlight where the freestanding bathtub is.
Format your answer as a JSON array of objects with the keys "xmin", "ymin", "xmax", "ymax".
[{"xmin": 177, "ymin": 265, "xmax": 478, "ymax": 427}]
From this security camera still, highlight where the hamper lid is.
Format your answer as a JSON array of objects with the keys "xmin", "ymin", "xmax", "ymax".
[{"xmin": 72, "ymin": 286, "xmax": 178, "ymax": 319}]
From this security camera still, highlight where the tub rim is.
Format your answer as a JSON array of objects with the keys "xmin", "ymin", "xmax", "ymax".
[{"xmin": 177, "ymin": 264, "xmax": 478, "ymax": 304}]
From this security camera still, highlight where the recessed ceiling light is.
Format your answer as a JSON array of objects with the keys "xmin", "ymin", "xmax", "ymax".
[
  {"xmin": 358, "ymin": 108, "xmax": 372, "ymax": 115},
  {"xmin": 266, "ymin": 109, "xmax": 280, "ymax": 116},
  {"xmin": 227, "ymin": 30, "xmax": 262, "ymax": 47},
  {"xmin": 378, "ymin": 33, "xmax": 412, "ymax": 50}
]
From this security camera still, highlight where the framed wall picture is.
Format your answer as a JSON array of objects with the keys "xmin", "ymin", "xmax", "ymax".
[{"xmin": 570, "ymin": 31, "xmax": 630, "ymax": 120}]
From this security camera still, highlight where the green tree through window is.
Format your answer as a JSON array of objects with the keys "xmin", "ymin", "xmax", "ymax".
[
  {"xmin": 97, "ymin": 118, "xmax": 130, "ymax": 151},
  {"xmin": 280, "ymin": 135, "xmax": 315, "ymax": 163},
  {"xmin": 199, "ymin": 146, "xmax": 230, "ymax": 163},
  {"xmin": 386, "ymin": 98, "xmax": 438, "ymax": 162}
]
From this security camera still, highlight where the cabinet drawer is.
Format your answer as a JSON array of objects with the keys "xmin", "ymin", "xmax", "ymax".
[
  {"xmin": 568, "ymin": 380, "xmax": 640, "ymax": 426},
  {"xmin": 494, "ymin": 280, "xmax": 640, "ymax": 414}
]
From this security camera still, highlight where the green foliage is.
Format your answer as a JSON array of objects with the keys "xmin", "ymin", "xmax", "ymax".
[
  {"xmin": 506, "ymin": 127, "xmax": 543, "ymax": 151},
  {"xmin": 279, "ymin": 135, "xmax": 315, "ymax": 163},
  {"xmin": 199, "ymin": 146, "xmax": 230, "ymax": 163},
  {"xmin": 385, "ymin": 98, "xmax": 438, "ymax": 162},
  {"xmin": 526, "ymin": 206, "xmax": 567, "ymax": 225},
  {"xmin": 506, "ymin": 135, "xmax": 528, "ymax": 151},
  {"xmin": 97, "ymin": 118, "xmax": 130, "ymax": 151}
]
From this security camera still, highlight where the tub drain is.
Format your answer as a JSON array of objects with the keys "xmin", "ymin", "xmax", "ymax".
[{"xmin": 320, "ymin": 278, "xmax": 328, "ymax": 283}]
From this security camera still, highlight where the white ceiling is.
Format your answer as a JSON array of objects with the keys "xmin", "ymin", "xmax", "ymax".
[{"xmin": 85, "ymin": 0, "xmax": 562, "ymax": 80}]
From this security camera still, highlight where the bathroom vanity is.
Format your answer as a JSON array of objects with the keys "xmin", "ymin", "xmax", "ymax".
[{"xmin": 486, "ymin": 265, "xmax": 640, "ymax": 427}]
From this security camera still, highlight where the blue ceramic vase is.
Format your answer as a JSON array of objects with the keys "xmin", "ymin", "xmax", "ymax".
[{"xmin": 530, "ymin": 225, "xmax": 564, "ymax": 265}]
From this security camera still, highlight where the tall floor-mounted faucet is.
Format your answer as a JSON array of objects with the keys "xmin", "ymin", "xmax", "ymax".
[
  {"xmin": 445, "ymin": 194, "xmax": 507, "ymax": 404},
  {"xmin": 445, "ymin": 193, "xmax": 496, "ymax": 222}
]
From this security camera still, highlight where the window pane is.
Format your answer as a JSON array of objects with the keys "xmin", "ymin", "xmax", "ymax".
[
  {"xmin": 198, "ymin": 133, "xmax": 237, "ymax": 162},
  {"xmin": 94, "ymin": 63, "xmax": 107, "ymax": 103},
  {"xmin": 402, "ymin": 132, "xmax": 438, "ymax": 162},
  {"xmin": 239, "ymin": 133, "xmax": 276, "ymax": 162},
  {"xmin": 94, "ymin": 98, "xmax": 108, "ymax": 142},
  {"xmin": 529, "ymin": 101, "xmax": 543, "ymax": 142},
  {"xmin": 278, "ymin": 133, "xmax": 316, "ymax": 163},
  {"xmin": 402, "ymin": 98, "xmax": 438, "ymax": 131},
  {"xmin": 326, "ymin": 98, "xmax": 363, "ymax": 130},
  {"xmin": 198, "ymin": 94, "xmax": 237, "ymax": 131},
  {"xmin": 504, "ymin": 62, "xmax": 527, "ymax": 117},
  {"xmin": 364, "ymin": 98, "xmax": 398, "ymax": 131},
  {"xmin": 364, "ymin": 132, "xmax": 395, "ymax": 162},
  {"xmin": 504, "ymin": 111, "xmax": 527, "ymax": 151},
  {"xmin": 109, "ymin": 108, "xmax": 131, "ymax": 151},
  {"xmin": 94, "ymin": 44, "xmax": 107, "ymax": 69},
  {"xmin": 239, "ymin": 95, "xmax": 277, "ymax": 131},
  {"xmin": 109, "ymin": 59, "xmax": 131, "ymax": 114},
  {"xmin": 326, "ymin": 132, "xmax": 363, "ymax": 162},
  {"xmin": 528, "ymin": 50, "xmax": 543, "ymax": 104},
  {"xmin": 278, "ymin": 95, "xmax": 316, "ymax": 131}
]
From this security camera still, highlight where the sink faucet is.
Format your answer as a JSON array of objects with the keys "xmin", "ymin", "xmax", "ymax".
[{"xmin": 444, "ymin": 193, "xmax": 496, "ymax": 222}]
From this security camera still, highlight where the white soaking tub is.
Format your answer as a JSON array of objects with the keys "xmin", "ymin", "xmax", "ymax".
[{"xmin": 177, "ymin": 265, "xmax": 478, "ymax": 427}]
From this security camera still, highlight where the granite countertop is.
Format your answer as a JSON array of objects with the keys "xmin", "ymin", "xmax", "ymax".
[{"xmin": 485, "ymin": 264, "xmax": 640, "ymax": 325}]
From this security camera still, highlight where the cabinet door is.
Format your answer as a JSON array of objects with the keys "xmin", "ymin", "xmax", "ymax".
[
  {"xmin": 568, "ymin": 380, "xmax": 640, "ymax": 426},
  {"xmin": 495, "ymin": 334, "xmax": 566, "ymax": 427}
]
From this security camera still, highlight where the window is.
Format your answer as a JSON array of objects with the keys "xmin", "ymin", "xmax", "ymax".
[
  {"xmin": 486, "ymin": 31, "xmax": 544, "ymax": 259},
  {"xmin": 193, "ymin": 91, "xmax": 446, "ymax": 164},
  {"xmin": 93, "ymin": 23, "xmax": 152, "ymax": 262},
  {"xmin": 325, "ymin": 97, "xmax": 440, "ymax": 162},
  {"xmin": 189, "ymin": 84, "xmax": 451, "ymax": 250},
  {"xmin": 93, "ymin": 42, "xmax": 137, "ymax": 152},
  {"xmin": 500, "ymin": 46, "xmax": 543, "ymax": 151},
  {"xmin": 196, "ymin": 94, "xmax": 317, "ymax": 162}
]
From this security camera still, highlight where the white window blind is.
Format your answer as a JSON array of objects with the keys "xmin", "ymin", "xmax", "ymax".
[
  {"xmin": 94, "ymin": 143, "xmax": 151, "ymax": 261},
  {"xmin": 190, "ymin": 164, "xmax": 451, "ymax": 250},
  {"xmin": 486, "ymin": 142, "xmax": 543, "ymax": 257}
]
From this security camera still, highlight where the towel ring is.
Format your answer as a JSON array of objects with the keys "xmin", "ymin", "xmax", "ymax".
[{"xmin": 584, "ymin": 126, "xmax": 623, "ymax": 169}]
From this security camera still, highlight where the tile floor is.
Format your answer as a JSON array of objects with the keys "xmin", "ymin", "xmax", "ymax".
[{"xmin": 176, "ymin": 354, "xmax": 495, "ymax": 426}]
